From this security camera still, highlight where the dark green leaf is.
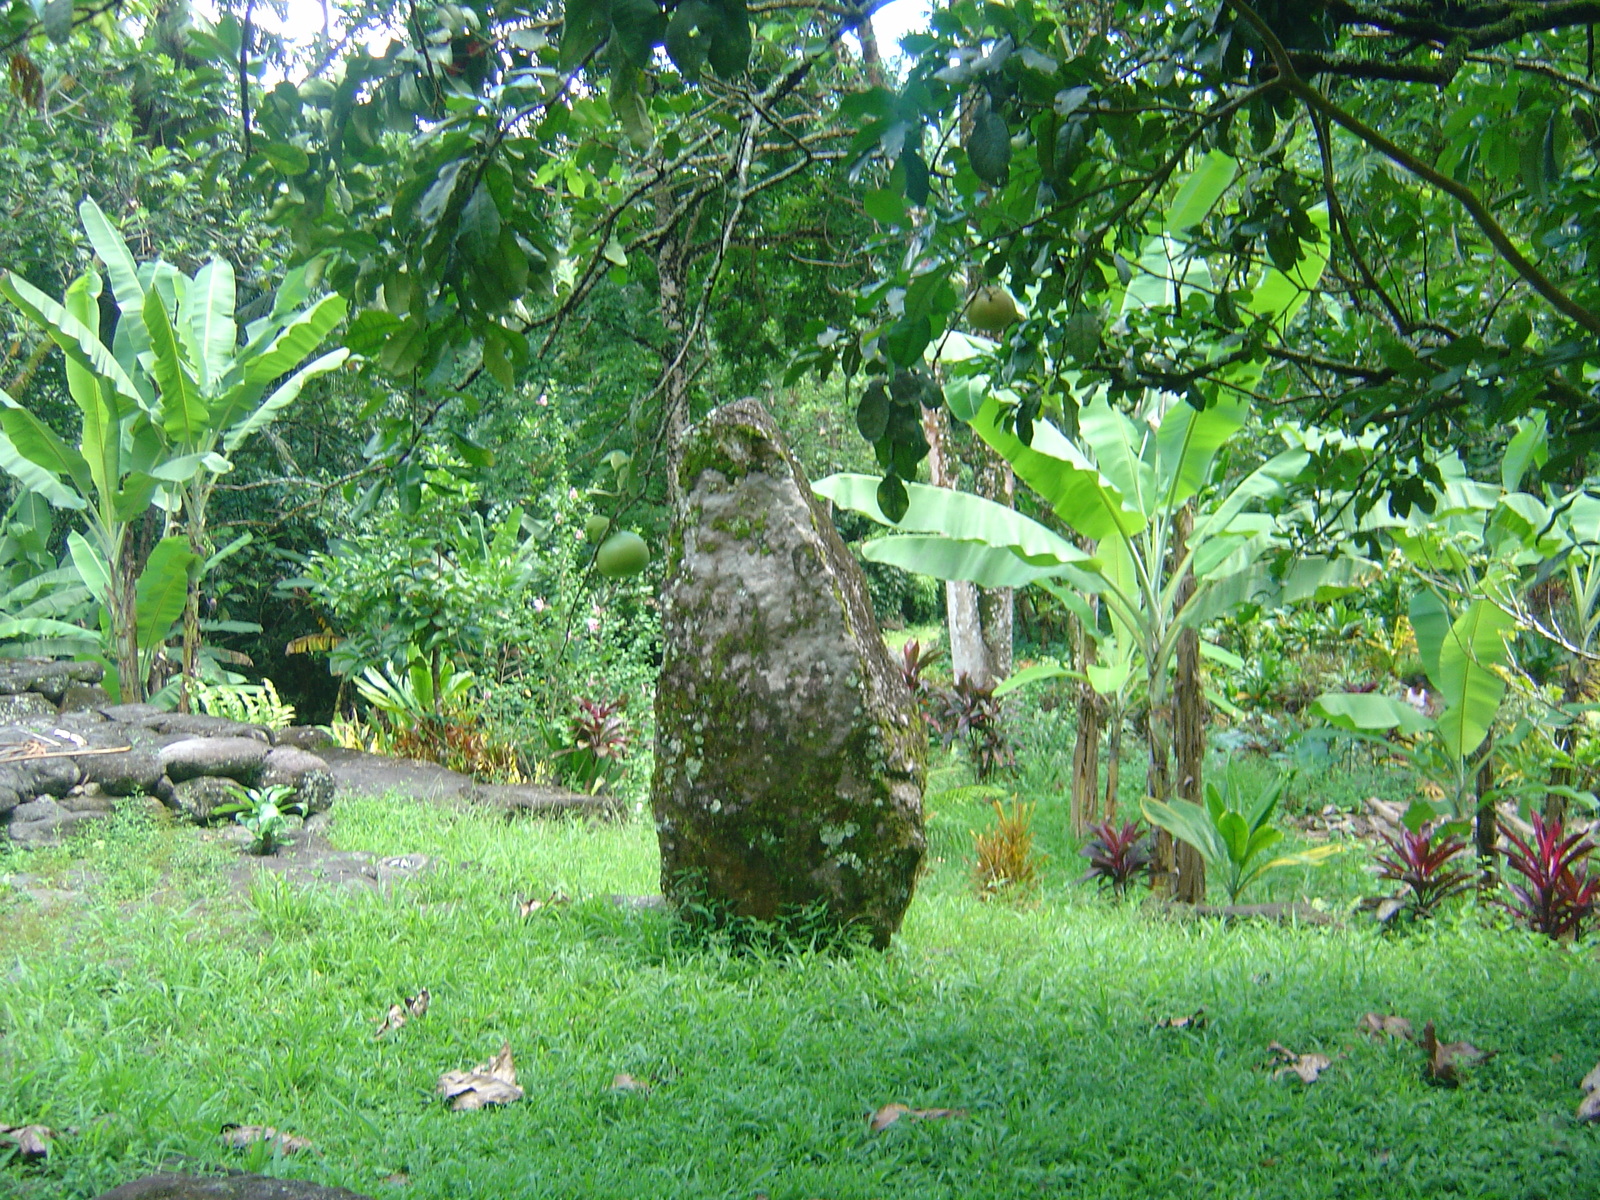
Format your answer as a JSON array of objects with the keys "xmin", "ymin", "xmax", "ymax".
[
  {"xmin": 456, "ymin": 184, "xmax": 502, "ymax": 264},
  {"xmin": 966, "ymin": 110, "xmax": 1011, "ymax": 185},
  {"xmin": 857, "ymin": 381, "xmax": 890, "ymax": 441},
  {"xmin": 876, "ymin": 473, "xmax": 909, "ymax": 524},
  {"xmin": 883, "ymin": 314, "xmax": 931, "ymax": 368},
  {"xmin": 419, "ymin": 159, "xmax": 467, "ymax": 230},
  {"xmin": 611, "ymin": 0, "xmax": 666, "ymax": 68},
  {"xmin": 260, "ymin": 142, "xmax": 311, "ymax": 175},
  {"xmin": 561, "ymin": 0, "xmax": 613, "ymax": 70},
  {"xmin": 345, "ymin": 310, "xmax": 403, "ymax": 356},
  {"xmin": 706, "ymin": 0, "xmax": 751, "ymax": 80},
  {"xmin": 665, "ymin": 0, "xmax": 715, "ymax": 80},
  {"xmin": 903, "ymin": 148, "xmax": 930, "ymax": 205},
  {"xmin": 42, "ymin": 0, "xmax": 71, "ymax": 44}
]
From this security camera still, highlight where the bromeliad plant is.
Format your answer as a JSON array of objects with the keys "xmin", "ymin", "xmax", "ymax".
[
  {"xmin": 935, "ymin": 673, "xmax": 1012, "ymax": 781},
  {"xmin": 1374, "ymin": 824, "xmax": 1475, "ymax": 920},
  {"xmin": 1499, "ymin": 814, "xmax": 1600, "ymax": 941},
  {"xmin": 1078, "ymin": 819, "xmax": 1155, "ymax": 897},
  {"xmin": 1142, "ymin": 772, "xmax": 1342, "ymax": 904},
  {"xmin": 213, "ymin": 784, "xmax": 306, "ymax": 856},
  {"xmin": 553, "ymin": 696, "xmax": 632, "ymax": 794}
]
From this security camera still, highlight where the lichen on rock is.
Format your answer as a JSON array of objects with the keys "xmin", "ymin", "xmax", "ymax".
[{"xmin": 653, "ymin": 399, "xmax": 925, "ymax": 948}]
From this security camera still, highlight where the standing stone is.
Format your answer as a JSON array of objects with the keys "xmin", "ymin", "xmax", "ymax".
[{"xmin": 653, "ymin": 399, "xmax": 925, "ymax": 948}]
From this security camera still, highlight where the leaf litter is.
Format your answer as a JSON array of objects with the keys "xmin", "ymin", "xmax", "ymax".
[
  {"xmin": 0, "ymin": 1124, "xmax": 55, "ymax": 1161},
  {"xmin": 868, "ymin": 1103, "xmax": 965, "ymax": 1133},
  {"xmin": 1267, "ymin": 1042, "xmax": 1335, "ymax": 1084},
  {"xmin": 609, "ymin": 1073, "xmax": 652, "ymax": 1094},
  {"xmin": 517, "ymin": 889, "xmax": 572, "ymax": 917},
  {"xmin": 1577, "ymin": 1059, "xmax": 1600, "ymax": 1123},
  {"xmin": 1358, "ymin": 1013, "xmax": 1414, "ymax": 1040},
  {"xmin": 1420, "ymin": 1021, "xmax": 1496, "ymax": 1087},
  {"xmin": 438, "ymin": 1041, "xmax": 524, "ymax": 1111},
  {"xmin": 1154, "ymin": 1009, "xmax": 1207, "ymax": 1030},
  {"xmin": 374, "ymin": 988, "xmax": 431, "ymax": 1039},
  {"xmin": 219, "ymin": 1125, "xmax": 316, "ymax": 1155}
]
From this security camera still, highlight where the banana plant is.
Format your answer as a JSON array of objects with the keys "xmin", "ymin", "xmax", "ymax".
[
  {"xmin": 0, "ymin": 200, "xmax": 348, "ymax": 700},
  {"xmin": 71, "ymin": 198, "xmax": 349, "ymax": 702},
  {"xmin": 0, "ymin": 267, "xmax": 203, "ymax": 698},
  {"xmin": 817, "ymin": 399, "xmax": 1361, "ymax": 800}
]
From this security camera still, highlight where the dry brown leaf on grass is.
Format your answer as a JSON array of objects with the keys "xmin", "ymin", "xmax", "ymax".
[
  {"xmin": 1421, "ymin": 1021, "xmax": 1496, "ymax": 1087},
  {"xmin": 374, "ymin": 988, "xmax": 431, "ymax": 1039},
  {"xmin": 1267, "ymin": 1042, "xmax": 1334, "ymax": 1084},
  {"xmin": 1576, "ymin": 1059, "xmax": 1600, "ymax": 1123},
  {"xmin": 867, "ymin": 1103, "xmax": 966, "ymax": 1133},
  {"xmin": 219, "ymin": 1125, "xmax": 316, "ymax": 1155},
  {"xmin": 438, "ymin": 1041, "xmax": 524, "ymax": 1111},
  {"xmin": 1358, "ymin": 1013, "xmax": 1414, "ymax": 1041},
  {"xmin": 1155, "ymin": 1009, "xmax": 1207, "ymax": 1030},
  {"xmin": 609, "ymin": 1073, "xmax": 652, "ymax": 1094},
  {"xmin": 0, "ymin": 1124, "xmax": 55, "ymax": 1161},
  {"xmin": 517, "ymin": 889, "xmax": 572, "ymax": 917}
]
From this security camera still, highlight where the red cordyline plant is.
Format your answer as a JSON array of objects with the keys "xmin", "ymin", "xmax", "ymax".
[
  {"xmin": 1374, "ymin": 825, "xmax": 1475, "ymax": 919},
  {"xmin": 1079, "ymin": 819, "xmax": 1154, "ymax": 897},
  {"xmin": 898, "ymin": 640, "xmax": 944, "ymax": 718},
  {"xmin": 1498, "ymin": 814, "xmax": 1600, "ymax": 941}
]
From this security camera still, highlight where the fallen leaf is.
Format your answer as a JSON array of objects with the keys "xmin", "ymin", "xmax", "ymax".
[
  {"xmin": 219, "ymin": 1125, "xmax": 315, "ymax": 1155},
  {"xmin": 867, "ymin": 1103, "xmax": 965, "ymax": 1132},
  {"xmin": 0, "ymin": 1124, "xmax": 55, "ymax": 1160},
  {"xmin": 1373, "ymin": 897, "xmax": 1405, "ymax": 924},
  {"xmin": 1268, "ymin": 1041, "xmax": 1333, "ymax": 1084},
  {"xmin": 610, "ymin": 1073, "xmax": 652, "ymax": 1094},
  {"xmin": 438, "ymin": 1041, "xmax": 524, "ymax": 1111},
  {"xmin": 1576, "ymin": 1059, "xmax": 1600, "ymax": 1123},
  {"xmin": 1155, "ymin": 1009, "xmax": 1207, "ymax": 1030},
  {"xmin": 1421, "ymin": 1021, "xmax": 1496, "ymax": 1087},
  {"xmin": 517, "ymin": 889, "xmax": 572, "ymax": 917},
  {"xmin": 1358, "ymin": 1013, "xmax": 1414, "ymax": 1040},
  {"xmin": 374, "ymin": 988, "xmax": 431, "ymax": 1039}
]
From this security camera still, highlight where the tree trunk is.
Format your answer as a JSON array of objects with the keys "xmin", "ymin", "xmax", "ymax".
[
  {"xmin": 1475, "ymin": 731, "xmax": 1498, "ymax": 872},
  {"xmin": 1147, "ymin": 661, "xmax": 1177, "ymax": 895},
  {"xmin": 1069, "ymin": 604, "xmax": 1101, "ymax": 838},
  {"xmin": 975, "ymin": 445, "xmax": 1014, "ymax": 681},
  {"xmin": 921, "ymin": 402, "xmax": 991, "ymax": 685},
  {"xmin": 1104, "ymin": 700, "xmax": 1123, "ymax": 820},
  {"xmin": 1172, "ymin": 508, "xmax": 1207, "ymax": 904}
]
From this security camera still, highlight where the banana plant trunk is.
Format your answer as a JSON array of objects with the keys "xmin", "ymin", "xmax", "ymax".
[
  {"xmin": 1475, "ymin": 731, "xmax": 1498, "ymax": 872},
  {"xmin": 1152, "ymin": 507, "xmax": 1206, "ymax": 902},
  {"xmin": 178, "ymin": 480, "xmax": 214, "ymax": 713},
  {"xmin": 111, "ymin": 538, "xmax": 143, "ymax": 704}
]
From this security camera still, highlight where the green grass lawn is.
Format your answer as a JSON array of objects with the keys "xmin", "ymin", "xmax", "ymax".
[{"xmin": 1, "ymin": 787, "xmax": 1597, "ymax": 1199}]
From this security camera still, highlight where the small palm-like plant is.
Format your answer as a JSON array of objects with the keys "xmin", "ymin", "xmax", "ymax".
[
  {"xmin": 554, "ymin": 696, "xmax": 632, "ymax": 793},
  {"xmin": 1374, "ymin": 825, "xmax": 1474, "ymax": 920},
  {"xmin": 937, "ymin": 673, "xmax": 1012, "ymax": 781},
  {"xmin": 1499, "ymin": 814, "xmax": 1600, "ymax": 940},
  {"xmin": 1143, "ymin": 771, "xmax": 1342, "ymax": 903},
  {"xmin": 214, "ymin": 784, "xmax": 306, "ymax": 855}
]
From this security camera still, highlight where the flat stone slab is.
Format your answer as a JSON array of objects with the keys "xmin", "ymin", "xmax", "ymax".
[
  {"xmin": 161, "ymin": 737, "xmax": 270, "ymax": 785},
  {"xmin": 92, "ymin": 1171, "xmax": 374, "ymax": 1199},
  {"xmin": 318, "ymin": 747, "xmax": 618, "ymax": 817}
]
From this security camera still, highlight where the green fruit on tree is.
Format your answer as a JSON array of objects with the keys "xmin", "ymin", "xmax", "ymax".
[
  {"xmin": 967, "ymin": 286, "xmax": 1021, "ymax": 334},
  {"xmin": 585, "ymin": 514, "xmax": 612, "ymax": 543},
  {"xmin": 596, "ymin": 531, "xmax": 650, "ymax": 578}
]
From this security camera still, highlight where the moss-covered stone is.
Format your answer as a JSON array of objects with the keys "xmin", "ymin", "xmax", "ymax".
[{"xmin": 653, "ymin": 399, "xmax": 925, "ymax": 949}]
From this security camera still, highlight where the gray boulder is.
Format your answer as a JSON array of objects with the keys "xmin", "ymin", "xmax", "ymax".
[
  {"xmin": 60, "ymin": 681, "xmax": 111, "ymax": 711},
  {"xmin": 160, "ymin": 736, "xmax": 269, "ymax": 785},
  {"xmin": 5, "ymin": 796, "xmax": 102, "ymax": 845},
  {"xmin": 171, "ymin": 775, "xmax": 246, "ymax": 823},
  {"xmin": 0, "ymin": 692, "xmax": 55, "ymax": 720},
  {"xmin": 0, "ymin": 657, "xmax": 102, "ymax": 702},
  {"xmin": 275, "ymin": 725, "xmax": 336, "ymax": 751},
  {"xmin": 92, "ymin": 1171, "xmax": 374, "ymax": 1199},
  {"xmin": 652, "ymin": 399, "xmax": 925, "ymax": 948},
  {"xmin": 261, "ymin": 746, "xmax": 336, "ymax": 813}
]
